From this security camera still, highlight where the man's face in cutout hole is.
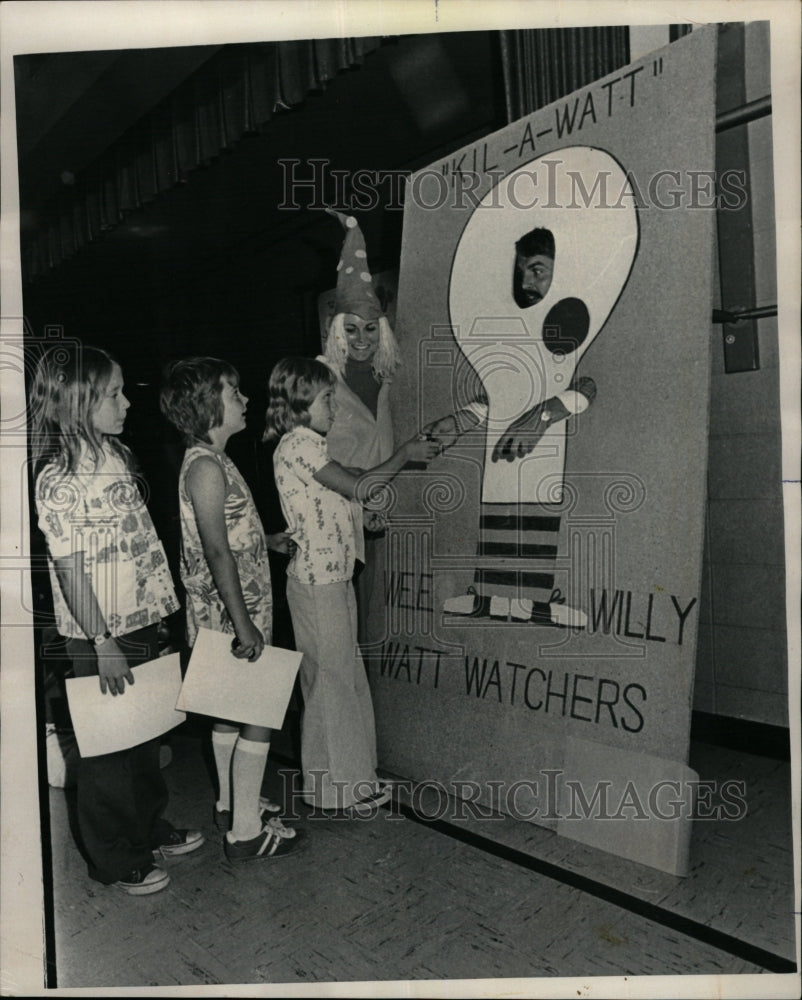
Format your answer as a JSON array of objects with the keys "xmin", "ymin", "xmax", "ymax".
[{"xmin": 515, "ymin": 253, "xmax": 554, "ymax": 307}]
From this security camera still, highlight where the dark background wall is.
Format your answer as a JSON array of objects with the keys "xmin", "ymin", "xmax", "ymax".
[{"xmin": 18, "ymin": 31, "xmax": 506, "ymax": 653}]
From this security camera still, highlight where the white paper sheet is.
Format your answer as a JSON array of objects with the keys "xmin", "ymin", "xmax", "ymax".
[
  {"xmin": 177, "ymin": 627, "xmax": 302, "ymax": 728},
  {"xmin": 65, "ymin": 653, "xmax": 186, "ymax": 758}
]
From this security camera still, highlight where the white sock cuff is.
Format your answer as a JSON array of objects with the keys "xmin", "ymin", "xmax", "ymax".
[
  {"xmin": 236, "ymin": 738, "xmax": 270, "ymax": 758},
  {"xmin": 212, "ymin": 729, "xmax": 239, "ymax": 747}
]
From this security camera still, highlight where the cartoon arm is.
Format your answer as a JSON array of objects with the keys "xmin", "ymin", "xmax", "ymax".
[
  {"xmin": 421, "ymin": 380, "xmax": 490, "ymax": 450},
  {"xmin": 491, "ymin": 375, "xmax": 597, "ymax": 463}
]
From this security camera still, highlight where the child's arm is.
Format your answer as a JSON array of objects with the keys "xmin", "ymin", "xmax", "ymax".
[
  {"xmin": 266, "ymin": 531, "xmax": 295, "ymax": 556},
  {"xmin": 186, "ymin": 456, "xmax": 265, "ymax": 662},
  {"xmin": 421, "ymin": 408, "xmax": 483, "ymax": 450},
  {"xmin": 52, "ymin": 552, "xmax": 134, "ymax": 696},
  {"xmin": 313, "ymin": 435, "xmax": 440, "ymax": 502}
]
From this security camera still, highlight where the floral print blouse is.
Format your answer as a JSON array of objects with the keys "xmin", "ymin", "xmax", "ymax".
[
  {"xmin": 36, "ymin": 445, "xmax": 178, "ymax": 638},
  {"xmin": 273, "ymin": 427, "xmax": 360, "ymax": 585},
  {"xmin": 178, "ymin": 446, "xmax": 272, "ymax": 646}
]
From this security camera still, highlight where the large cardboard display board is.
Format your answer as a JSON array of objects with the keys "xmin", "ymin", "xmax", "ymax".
[{"xmin": 364, "ymin": 28, "xmax": 719, "ymax": 875}]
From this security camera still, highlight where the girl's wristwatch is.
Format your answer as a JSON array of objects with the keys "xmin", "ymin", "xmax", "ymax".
[{"xmin": 88, "ymin": 631, "xmax": 112, "ymax": 647}]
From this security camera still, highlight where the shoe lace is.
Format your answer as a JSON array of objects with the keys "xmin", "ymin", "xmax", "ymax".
[{"xmin": 266, "ymin": 816, "xmax": 294, "ymax": 838}]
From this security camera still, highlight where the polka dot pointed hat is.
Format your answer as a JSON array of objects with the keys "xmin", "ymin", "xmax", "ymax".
[{"xmin": 326, "ymin": 207, "xmax": 384, "ymax": 321}]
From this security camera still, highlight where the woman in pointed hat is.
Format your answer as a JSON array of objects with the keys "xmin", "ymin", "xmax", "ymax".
[
  {"xmin": 318, "ymin": 210, "xmax": 403, "ymax": 639},
  {"xmin": 319, "ymin": 209, "xmax": 401, "ymax": 469}
]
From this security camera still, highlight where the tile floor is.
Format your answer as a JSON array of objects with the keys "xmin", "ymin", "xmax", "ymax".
[{"xmin": 41, "ymin": 720, "xmax": 799, "ymax": 993}]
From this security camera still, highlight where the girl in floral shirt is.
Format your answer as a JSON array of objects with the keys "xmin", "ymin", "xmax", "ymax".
[
  {"xmin": 265, "ymin": 357, "xmax": 439, "ymax": 813},
  {"xmin": 161, "ymin": 357, "xmax": 301, "ymax": 863},
  {"xmin": 32, "ymin": 343, "xmax": 202, "ymax": 896}
]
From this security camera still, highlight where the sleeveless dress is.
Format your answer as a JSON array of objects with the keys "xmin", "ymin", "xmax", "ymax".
[{"xmin": 178, "ymin": 445, "xmax": 272, "ymax": 646}]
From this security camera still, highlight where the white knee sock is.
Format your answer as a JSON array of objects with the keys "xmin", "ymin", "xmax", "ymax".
[
  {"xmin": 229, "ymin": 739, "xmax": 270, "ymax": 842},
  {"xmin": 212, "ymin": 729, "xmax": 239, "ymax": 811}
]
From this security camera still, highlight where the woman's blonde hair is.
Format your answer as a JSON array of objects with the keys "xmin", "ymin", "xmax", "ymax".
[
  {"xmin": 323, "ymin": 314, "xmax": 401, "ymax": 381},
  {"xmin": 263, "ymin": 357, "xmax": 336, "ymax": 442}
]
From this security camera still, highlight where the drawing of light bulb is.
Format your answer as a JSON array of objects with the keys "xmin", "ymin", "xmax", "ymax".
[{"xmin": 440, "ymin": 146, "xmax": 638, "ymax": 626}]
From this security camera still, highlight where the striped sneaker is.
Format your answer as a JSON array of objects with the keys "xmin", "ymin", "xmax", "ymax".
[
  {"xmin": 224, "ymin": 825, "xmax": 305, "ymax": 863},
  {"xmin": 213, "ymin": 796, "xmax": 283, "ymax": 831}
]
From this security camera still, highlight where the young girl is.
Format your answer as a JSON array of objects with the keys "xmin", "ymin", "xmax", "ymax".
[
  {"xmin": 264, "ymin": 357, "xmax": 440, "ymax": 814},
  {"xmin": 32, "ymin": 343, "xmax": 203, "ymax": 896},
  {"xmin": 160, "ymin": 357, "xmax": 302, "ymax": 863}
]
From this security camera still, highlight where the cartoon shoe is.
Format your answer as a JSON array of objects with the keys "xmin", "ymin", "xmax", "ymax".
[{"xmin": 443, "ymin": 588, "xmax": 492, "ymax": 617}]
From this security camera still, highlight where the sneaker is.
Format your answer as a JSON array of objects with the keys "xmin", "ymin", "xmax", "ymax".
[
  {"xmin": 216, "ymin": 809, "xmax": 298, "ymax": 840},
  {"xmin": 152, "ymin": 829, "xmax": 205, "ymax": 859},
  {"xmin": 113, "ymin": 863, "xmax": 170, "ymax": 896},
  {"xmin": 265, "ymin": 815, "xmax": 297, "ymax": 839},
  {"xmin": 224, "ymin": 825, "xmax": 305, "ymax": 863},
  {"xmin": 213, "ymin": 796, "xmax": 282, "ymax": 831}
]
